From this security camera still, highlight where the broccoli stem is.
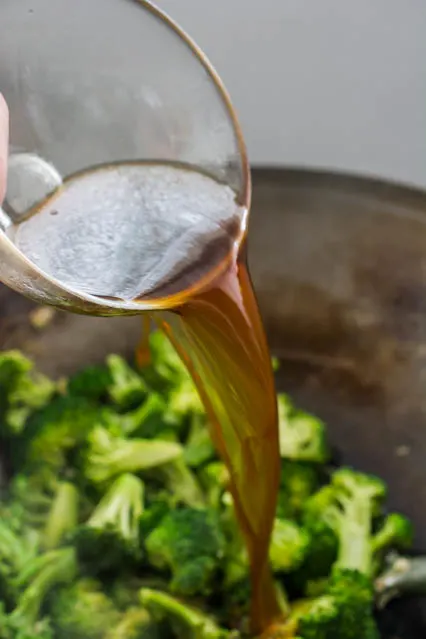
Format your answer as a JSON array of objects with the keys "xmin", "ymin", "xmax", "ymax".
[
  {"xmin": 43, "ymin": 482, "xmax": 79, "ymax": 550},
  {"xmin": 334, "ymin": 496, "xmax": 372, "ymax": 575},
  {"xmin": 160, "ymin": 459, "xmax": 205, "ymax": 507},
  {"xmin": 88, "ymin": 473, "xmax": 144, "ymax": 541},
  {"xmin": 375, "ymin": 555, "xmax": 426, "ymax": 608},
  {"xmin": 11, "ymin": 547, "xmax": 77, "ymax": 625},
  {"xmin": 139, "ymin": 588, "xmax": 231, "ymax": 639},
  {"xmin": 86, "ymin": 427, "xmax": 183, "ymax": 483}
]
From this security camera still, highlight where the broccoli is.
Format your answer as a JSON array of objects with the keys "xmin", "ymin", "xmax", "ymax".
[
  {"xmin": 140, "ymin": 331, "xmax": 189, "ymax": 391},
  {"xmin": 287, "ymin": 486, "xmax": 339, "ymax": 597},
  {"xmin": 105, "ymin": 607, "xmax": 167, "ymax": 639},
  {"xmin": 120, "ymin": 393, "xmax": 180, "ymax": 440},
  {"xmin": 50, "ymin": 578, "xmax": 121, "ymax": 639},
  {"xmin": 43, "ymin": 481, "xmax": 79, "ymax": 550},
  {"xmin": 145, "ymin": 507, "xmax": 226, "ymax": 597},
  {"xmin": 17, "ymin": 395, "xmax": 121, "ymax": 475},
  {"xmin": 371, "ymin": 513, "xmax": 413, "ymax": 564},
  {"xmin": 0, "ymin": 604, "xmax": 54, "ymax": 639},
  {"xmin": 139, "ymin": 588, "xmax": 235, "ymax": 639},
  {"xmin": 293, "ymin": 468, "xmax": 388, "ymax": 638},
  {"xmin": 0, "ymin": 350, "xmax": 55, "ymax": 436},
  {"xmin": 269, "ymin": 518, "xmax": 310, "ymax": 574},
  {"xmin": 199, "ymin": 462, "xmax": 230, "ymax": 509},
  {"xmin": 0, "ymin": 504, "xmax": 40, "ymax": 607},
  {"xmin": 82, "ymin": 426, "xmax": 183, "ymax": 484},
  {"xmin": 278, "ymin": 395, "xmax": 330, "ymax": 463},
  {"xmin": 106, "ymin": 354, "xmax": 148, "ymax": 410},
  {"xmin": 72, "ymin": 473, "xmax": 144, "ymax": 574},
  {"xmin": 154, "ymin": 459, "xmax": 205, "ymax": 508},
  {"xmin": 183, "ymin": 415, "xmax": 216, "ymax": 469},
  {"xmin": 276, "ymin": 461, "xmax": 320, "ymax": 520},
  {"xmin": 5, "ymin": 547, "xmax": 77, "ymax": 635},
  {"xmin": 67, "ymin": 364, "xmax": 113, "ymax": 402}
]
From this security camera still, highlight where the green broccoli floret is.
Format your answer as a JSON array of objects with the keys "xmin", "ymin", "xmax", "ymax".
[
  {"xmin": 67, "ymin": 364, "xmax": 113, "ymax": 402},
  {"xmin": 278, "ymin": 395, "xmax": 330, "ymax": 463},
  {"xmin": 0, "ymin": 350, "xmax": 55, "ymax": 436},
  {"xmin": 293, "ymin": 468, "xmax": 387, "ymax": 638},
  {"xmin": 140, "ymin": 331, "xmax": 189, "ymax": 390},
  {"xmin": 277, "ymin": 461, "xmax": 320, "ymax": 520},
  {"xmin": 371, "ymin": 513, "xmax": 413, "ymax": 564},
  {"xmin": 145, "ymin": 507, "xmax": 226, "ymax": 597},
  {"xmin": 72, "ymin": 473, "xmax": 144, "ymax": 574},
  {"xmin": 0, "ymin": 603, "xmax": 54, "ymax": 639},
  {"xmin": 269, "ymin": 518, "xmax": 310, "ymax": 574},
  {"xmin": 106, "ymin": 355, "xmax": 148, "ymax": 410},
  {"xmin": 105, "ymin": 607, "xmax": 166, "ymax": 639},
  {"xmin": 50, "ymin": 578, "xmax": 121, "ymax": 639},
  {"xmin": 142, "ymin": 332, "xmax": 204, "ymax": 418},
  {"xmin": 183, "ymin": 415, "xmax": 216, "ymax": 469},
  {"xmin": 120, "ymin": 393, "xmax": 180, "ymax": 440},
  {"xmin": 82, "ymin": 426, "xmax": 183, "ymax": 484},
  {"xmin": 139, "ymin": 588, "xmax": 235, "ymax": 639},
  {"xmin": 327, "ymin": 468, "xmax": 386, "ymax": 575},
  {"xmin": 17, "ymin": 395, "xmax": 121, "ymax": 475},
  {"xmin": 43, "ymin": 481, "xmax": 79, "ymax": 550},
  {"xmin": 287, "ymin": 486, "xmax": 339, "ymax": 596},
  {"xmin": 0, "ymin": 503, "xmax": 40, "ymax": 607},
  {"xmin": 154, "ymin": 459, "xmax": 205, "ymax": 508},
  {"xmin": 199, "ymin": 462, "xmax": 230, "ymax": 509},
  {"xmin": 6, "ymin": 547, "xmax": 77, "ymax": 635}
]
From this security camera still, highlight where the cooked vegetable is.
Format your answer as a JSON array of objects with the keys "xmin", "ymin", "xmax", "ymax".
[{"xmin": 0, "ymin": 335, "xmax": 415, "ymax": 638}]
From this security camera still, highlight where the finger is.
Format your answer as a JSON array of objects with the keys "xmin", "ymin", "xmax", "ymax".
[{"xmin": 0, "ymin": 94, "xmax": 9, "ymax": 203}]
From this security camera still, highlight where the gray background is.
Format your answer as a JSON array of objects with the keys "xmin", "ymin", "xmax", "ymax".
[{"xmin": 158, "ymin": 1, "xmax": 426, "ymax": 189}]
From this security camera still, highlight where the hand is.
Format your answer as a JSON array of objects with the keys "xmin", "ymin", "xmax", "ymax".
[{"xmin": 0, "ymin": 94, "xmax": 9, "ymax": 203}]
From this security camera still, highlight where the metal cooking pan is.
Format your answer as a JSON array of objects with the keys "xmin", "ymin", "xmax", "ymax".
[{"xmin": 2, "ymin": 166, "xmax": 426, "ymax": 550}]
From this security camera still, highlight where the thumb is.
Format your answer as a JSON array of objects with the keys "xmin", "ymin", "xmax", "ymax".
[{"xmin": 0, "ymin": 94, "xmax": 9, "ymax": 204}]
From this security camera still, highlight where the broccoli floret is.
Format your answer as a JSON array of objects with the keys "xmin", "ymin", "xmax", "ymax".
[
  {"xmin": 67, "ymin": 364, "xmax": 113, "ymax": 402},
  {"xmin": 0, "ymin": 603, "xmax": 54, "ymax": 639},
  {"xmin": 277, "ymin": 461, "xmax": 319, "ymax": 520},
  {"xmin": 287, "ymin": 486, "xmax": 339, "ymax": 596},
  {"xmin": 278, "ymin": 395, "xmax": 330, "ymax": 463},
  {"xmin": 72, "ymin": 473, "xmax": 144, "ymax": 574},
  {"xmin": 269, "ymin": 518, "xmax": 310, "ymax": 573},
  {"xmin": 154, "ymin": 459, "xmax": 205, "ymax": 508},
  {"xmin": 145, "ymin": 507, "xmax": 226, "ymax": 596},
  {"xmin": 139, "ymin": 494, "xmax": 172, "ymax": 539},
  {"xmin": 106, "ymin": 355, "xmax": 148, "ymax": 410},
  {"xmin": 327, "ymin": 468, "xmax": 386, "ymax": 575},
  {"xmin": 0, "ymin": 505, "xmax": 40, "ymax": 607},
  {"xmin": 0, "ymin": 351, "xmax": 55, "ymax": 436},
  {"xmin": 106, "ymin": 607, "xmax": 167, "ymax": 639},
  {"xmin": 141, "ymin": 331, "xmax": 189, "ymax": 391},
  {"xmin": 183, "ymin": 415, "xmax": 216, "ymax": 469},
  {"xmin": 43, "ymin": 481, "xmax": 79, "ymax": 550},
  {"xmin": 50, "ymin": 578, "xmax": 121, "ymax": 639},
  {"xmin": 168, "ymin": 375, "xmax": 204, "ymax": 421},
  {"xmin": 82, "ymin": 426, "xmax": 183, "ymax": 484},
  {"xmin": 371, "ymin": 513, "xmax": 413, "ymax": 564},
  {"xmin": 199, "ymin": 462, "xmax": 230, "ymax": 509},
  {"xmin": 292, "ymin": 468, "xmax": 388, "ymax": 638},
  {"xmin": 120, "ymin": 393, "xmax": 180, "ymax": 440},
  {"xmin": 139, "ymin": 588, "xmax": 235, "ymax": 639},
  {"xmin": 17, "ymin": 396, "xmax": 121, "ymax": 475},
  {"xmin": 6, "ymin": 547, "xmax": 77, "ymax": 634}
]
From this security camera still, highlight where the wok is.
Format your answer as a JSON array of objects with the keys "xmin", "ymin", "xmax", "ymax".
[{"xmin": 2, "ymin": 166, "xmax": 426, "ymax": 633}]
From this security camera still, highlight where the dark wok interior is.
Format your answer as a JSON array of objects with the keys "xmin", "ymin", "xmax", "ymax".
[{"xmin": 2, "ymin": 166, "xmax": 426, "ymax": 635}]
